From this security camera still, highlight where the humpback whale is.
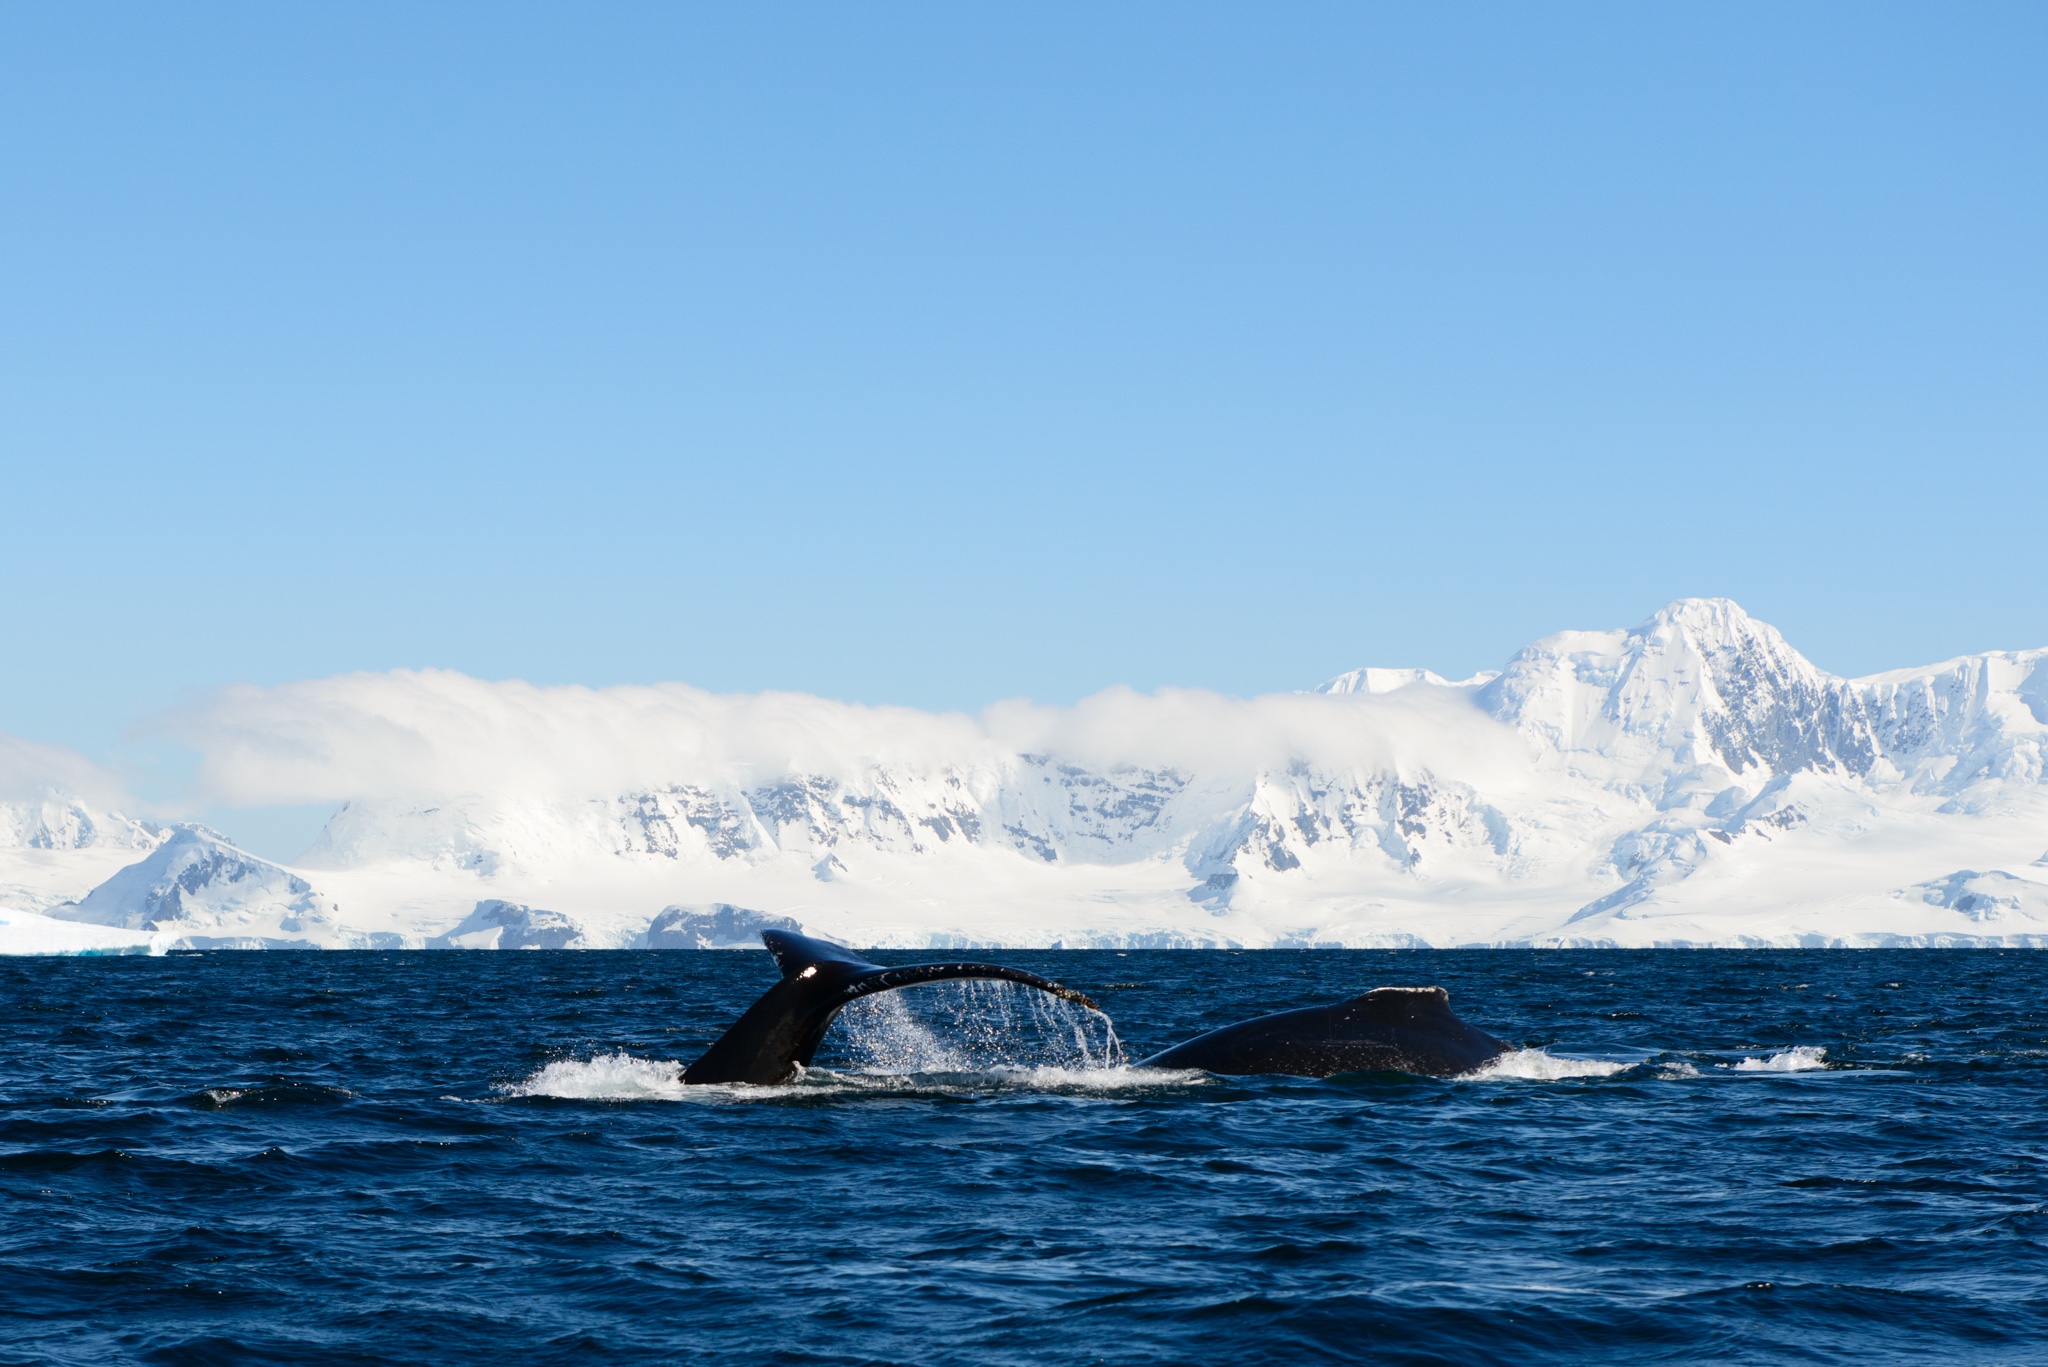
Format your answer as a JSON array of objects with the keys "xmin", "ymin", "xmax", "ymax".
[
  {"xmin": 1135, "ymin": 987, "xmax": 1508, "ymax": 1078},
  {"xmin": 687, "ymin": 932, "xmax": 1511, "ymax": 1083},
  {"xmin": 682, "ymin": 930, "xmax": 1101, "ymax": 1085}
]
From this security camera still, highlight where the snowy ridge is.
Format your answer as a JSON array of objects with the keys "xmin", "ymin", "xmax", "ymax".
[
  {"xmin": 0, "ymin": 798, "xmax": 165, "ymax": 916},
  {"xmin": 427, "ymin": 899, "xmax": 592, "ymax": 950},
  {"xmin": 8, "ymin": 598, "xmax": 2048, "ymax": 951},
  {"xmin": 1316, "ymin": 667, "xmax": 1498, "ymax": 696},
  {"xmin": 57, "ymin": 827, "xmax": 408, "ymax": 949}
]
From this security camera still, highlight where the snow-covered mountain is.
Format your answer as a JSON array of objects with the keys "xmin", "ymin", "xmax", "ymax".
[
  {"xmin": 0, "ymin": 797, "xmax": 164, "ymax": 912},
  {"xmin": 56, "ymin": 826, "xmax": 413, "ymax": 949},
  {"xmin": 12, "ymin": 598, "xmax": 2048, "ymax": 951}
]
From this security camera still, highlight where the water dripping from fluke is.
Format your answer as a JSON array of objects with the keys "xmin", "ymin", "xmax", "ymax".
[
  {"xmin": 827, "ymin": 977, "xmax": 1128, "ymax": 1077},
  {"xmin": 678, "ymin": 931, "xmax": 1114, "ymax": 1085}
]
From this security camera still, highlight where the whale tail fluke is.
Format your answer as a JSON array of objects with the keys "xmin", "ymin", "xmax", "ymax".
[
  {"xmin": 761, "ymin": 928, "xmax": 870, "ymax": 978},
  {"xmin": 682, "ymin": 931, "xmax": 1100, "ymax": 1086}
]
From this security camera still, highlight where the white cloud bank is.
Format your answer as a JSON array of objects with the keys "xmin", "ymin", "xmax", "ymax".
[
  {"xmin": 159, "ymin": 668, "xmax": 1520, "ymax": 807},
  {"xmin": 0, "ymin": 732, "xmax": 131, "ymax": 809}
]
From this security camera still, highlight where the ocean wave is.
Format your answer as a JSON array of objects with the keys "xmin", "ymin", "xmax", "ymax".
[{"xmin": 185, "ymin": 1081, "xmax": 354, "ymax": 1110}]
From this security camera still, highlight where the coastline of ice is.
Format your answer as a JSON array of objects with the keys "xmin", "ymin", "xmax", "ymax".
[{"xmin": 0, "ymin": 908, "xmax": 157, "ymax": 957}]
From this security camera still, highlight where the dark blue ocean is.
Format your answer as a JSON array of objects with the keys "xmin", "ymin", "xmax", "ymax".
[{"xmin": 5, "ymin": 950, "xmax": 2047, "ymax": 1365}]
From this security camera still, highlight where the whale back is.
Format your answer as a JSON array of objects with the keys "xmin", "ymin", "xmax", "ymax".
[{"xmin": 1138, "ymin": 985, "xmax": 1507, "ymax": 1078}]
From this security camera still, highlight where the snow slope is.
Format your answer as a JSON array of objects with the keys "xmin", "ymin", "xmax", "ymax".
[
  {"xmin": 57, "ymin": 826, "xmax": 411, "ymax": 949},
  {"xmin": 0, "ymin": 798, "xmax": 164, "ymax": 915},
  {"xmin": 11, "ymin": 598, "xmax": 2048, "ymax": 951}
]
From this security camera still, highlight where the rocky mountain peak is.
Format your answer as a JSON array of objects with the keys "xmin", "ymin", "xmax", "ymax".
[{"xmin": 1477, "ymin": 598, "xmax": 1876, "ymax": 780}]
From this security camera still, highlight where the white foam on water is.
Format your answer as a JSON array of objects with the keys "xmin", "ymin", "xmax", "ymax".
[
  {"xmin": 1462, "ymin": 1049, "xmax": 1631, "ymax": 1081},
  {"xmin": 786, "ymin": 1063, "xmax": 1209, "ymax": 1098},
  {"xmin": 501, "ymin": 1052, "xmax": 689, "ymax": 1100},
  {"xmin": 1728, "ymin": 1046, "xmax": 1830, "ymax": 1073},
  {"xmin": 494, "ymin": 1051, "xmax": 1192, "ymax": 1105}
]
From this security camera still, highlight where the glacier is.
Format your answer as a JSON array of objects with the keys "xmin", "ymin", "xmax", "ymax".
[{"xmin": 5, "ymin": 598, "xmax": 2047, "ymax": 952}]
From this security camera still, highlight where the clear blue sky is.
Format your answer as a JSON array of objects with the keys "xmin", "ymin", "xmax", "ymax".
[{"xmin": 4, "ymin": 3, "xmax": 2044, "ymax": 767}]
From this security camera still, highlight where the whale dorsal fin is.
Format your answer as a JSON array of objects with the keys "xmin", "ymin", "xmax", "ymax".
[
  {"xmin": 761, "ymin": 929, "xmax": 876, "ymax": 979},
  {"xmin": 1344, "ymin": 986, "xmax": 1454, "ymax": 1024},
  {"xmin": 1349, "ymin": 986, "xmax": 1450, "ymax": 1004}
]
